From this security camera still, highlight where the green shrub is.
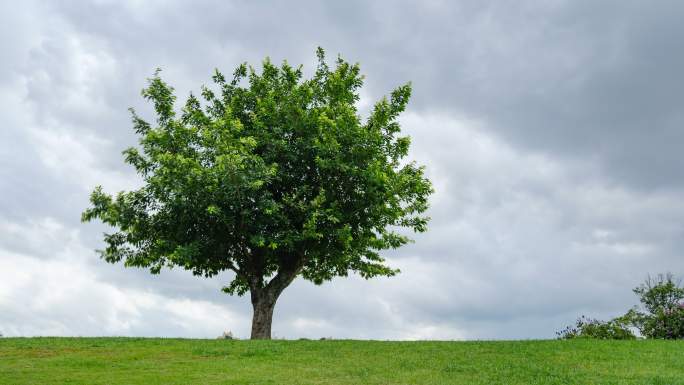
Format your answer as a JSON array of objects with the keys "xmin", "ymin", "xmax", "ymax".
[
  {"xmin": 557, "ymin": 315, "xmax": 636, "ymax": 340},
  {"xmin": 558, "ymin": 273, "xmax": 684, "ymax": 340}
]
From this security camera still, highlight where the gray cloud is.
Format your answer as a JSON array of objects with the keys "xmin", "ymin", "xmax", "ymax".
[
  {"xmin": 1, "ymin": 0, "xmax": 683, "ymax": 339},
  {"xmin": 46, "ymin": 0, "xmax": 684, "ymax": 189}
]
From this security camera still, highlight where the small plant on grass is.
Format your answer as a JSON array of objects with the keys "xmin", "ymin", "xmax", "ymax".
[{"xmin": 217, "ymin": 331, "xmax": 235, "ymax": 340}]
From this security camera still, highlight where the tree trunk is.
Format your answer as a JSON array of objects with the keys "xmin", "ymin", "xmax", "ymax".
[
  {"xmin": 248, "ymin": 264, "xmax": 303, "ymax": 339},
  {"xmin": 250, "ymin": 291, "xmax": 277, "ymax": 339}
]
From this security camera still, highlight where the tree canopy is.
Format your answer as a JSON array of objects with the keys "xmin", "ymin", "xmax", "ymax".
[{"xmin": 82, "ymin": 48, "xmax": 433, "ymax": 338}]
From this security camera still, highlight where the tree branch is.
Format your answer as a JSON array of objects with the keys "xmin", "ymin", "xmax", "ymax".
[{"xmin": 265, "ymin": 252, "xmax": 308, "ymax": 297}]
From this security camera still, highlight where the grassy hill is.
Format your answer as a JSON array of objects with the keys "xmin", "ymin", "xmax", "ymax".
[{"xmin": 1, "ymin": 338, "xmax": 682, "ymax": 384}]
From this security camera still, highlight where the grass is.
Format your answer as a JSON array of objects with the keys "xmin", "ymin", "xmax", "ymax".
[{"xmin": 1, "ymin": 338, "xmax": 683, "ymax": 384}]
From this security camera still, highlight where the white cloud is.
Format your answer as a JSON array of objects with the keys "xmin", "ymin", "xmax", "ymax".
[{"xmin": 0, "ymin": 247, "xmax": 248, "ymax": 338}]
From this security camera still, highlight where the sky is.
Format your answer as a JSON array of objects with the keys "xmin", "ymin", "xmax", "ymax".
[{"xmin": 1, "ymin": 0, "xmax": 684, "ymax": 340}]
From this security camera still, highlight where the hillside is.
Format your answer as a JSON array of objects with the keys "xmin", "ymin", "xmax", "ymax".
[{"xmin": 1, "ymin": 338, "xmax": 682, "ymax": 384}]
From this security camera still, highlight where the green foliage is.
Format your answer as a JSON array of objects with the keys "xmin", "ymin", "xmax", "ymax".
[
  {"xmin": 556, "ymin": 315, "xmax": 636, "ymax": 340},
  {"xmin": 558, "ymin": 273, "xmax": 684, "ymax": 340},
  {"xmin": 82, "ymin": 48, "xmax": 432, "ymax": 299},
  {"xmin": 623, "ymin": 273, "xmax": 684, "ymax": 339},
  {"xmin": 3, "ymin": 338, "xmax": 684, "ymax": 384},
  {"xmin": 633, "ymin": 273, "xmax": 684, "ymax": 314}
]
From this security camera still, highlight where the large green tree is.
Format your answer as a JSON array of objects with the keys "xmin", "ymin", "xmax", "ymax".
[{"xmin": 82, "ymin": 49, "xmax": 433, "ymax": 339}]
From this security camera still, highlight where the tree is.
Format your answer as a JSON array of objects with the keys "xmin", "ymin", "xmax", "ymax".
[
  {"xmin": 625, "ymin": 273, "xmax": 684, "ymax": 339},
  {"xmin": 82, "ymin": 48, "xmax": 433, "ymax": 339}
]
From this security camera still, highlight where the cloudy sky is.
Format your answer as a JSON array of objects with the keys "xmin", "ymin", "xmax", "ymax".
[{"xmin": 2, "ymin": 0, "xmax": 684, "ymax": 340}]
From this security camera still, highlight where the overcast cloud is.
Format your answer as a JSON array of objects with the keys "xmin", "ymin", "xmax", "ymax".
[{"xmin": 1, "ymin": 0, "xmax": 684, "ymax": 339}]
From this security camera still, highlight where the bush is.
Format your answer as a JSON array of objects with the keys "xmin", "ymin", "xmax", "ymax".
[
  {"xmin": 558, "ymin": 273, "xmax": 684, "ymax": 340},
  {"xmin": 641, "ymin": 307, "xmax": 684, "ymax": 339},
  {"xmin": 557, "ymin": 315, "xmax": 636, "ymax": 340}
]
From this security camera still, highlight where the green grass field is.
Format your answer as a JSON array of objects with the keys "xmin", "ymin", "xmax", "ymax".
[{"xmin": 1, "ymin": 338, "xmax": 682, "ymax": 384}]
